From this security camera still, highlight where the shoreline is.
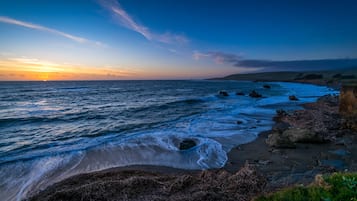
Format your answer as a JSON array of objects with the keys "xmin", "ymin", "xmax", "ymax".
[{"xmin": 26, "ymin": 83, "xmax": 357, "ymax": 201}]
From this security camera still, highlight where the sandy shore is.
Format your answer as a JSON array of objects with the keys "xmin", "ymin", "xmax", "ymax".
[{"xmin": 27, "ymin": 94, "xmax": 357, "ymax": 201}]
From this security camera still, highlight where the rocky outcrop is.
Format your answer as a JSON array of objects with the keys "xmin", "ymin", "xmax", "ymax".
[
  {"xmin": 339, "ymin": 82, "xmax": 357, "ymax": 131},
  {"xmin": 249, "ymin": 90, "xmax": 262, "ymax": 98},
  {"xmin": 267, "ymin": 95, "xmax": 351, "ymax": 148}
]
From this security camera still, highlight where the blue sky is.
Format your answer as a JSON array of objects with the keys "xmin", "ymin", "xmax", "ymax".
[{"xmin": 0, "ymin": 0, "xmax": 357, "ymax": 80}]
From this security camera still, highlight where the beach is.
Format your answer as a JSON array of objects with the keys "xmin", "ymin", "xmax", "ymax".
[{"xmin": 26, "ymin": 84, "xmax": 357, "ymax": 201}]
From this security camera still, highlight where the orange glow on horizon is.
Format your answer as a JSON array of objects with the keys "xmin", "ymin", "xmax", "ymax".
[
  {"xmin": 0, "ymin": 56, "xmax": 236, "ymax": 81},
  {"xmin": 0, "ymin": 57, "xmax": 141, "ymax": 81}
]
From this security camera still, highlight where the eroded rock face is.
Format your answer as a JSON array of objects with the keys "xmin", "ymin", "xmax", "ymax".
[
  {"xmin": 340, "ymin": 84, "xmax": 357, "ymax": 115},
  {"xmin": 339, "ymin": 83, "xmax": 357, "ymax": 131}
]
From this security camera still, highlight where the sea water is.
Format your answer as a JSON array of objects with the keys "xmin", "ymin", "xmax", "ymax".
[{"xmin": 0, "ymin": 80, "xmax": 337, "ymax": 200}]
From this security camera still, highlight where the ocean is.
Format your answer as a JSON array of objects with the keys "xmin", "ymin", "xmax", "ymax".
[{"xmin": 0, "ymin": 80, "xmax": 336, "ymax": 201}]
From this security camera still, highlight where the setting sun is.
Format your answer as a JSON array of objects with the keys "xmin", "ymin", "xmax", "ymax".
[{"xmin": 38, "ymin": 72, "xmax": 49, "ymax": 81}]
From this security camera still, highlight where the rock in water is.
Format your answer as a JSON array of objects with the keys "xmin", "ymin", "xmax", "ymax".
[
  {"xmin": 249, "ymin": 90, "xmax": 262, "ymax": 98},
  {"xmin": 179, "ymin": 139, "xmax": 197, "ymax": 150},
  {"xmin": 289, "ymin": 95, "xmax": 299, "ymax": 101},
  {"xmin": 236, "ymin": 120, "xmax": 244, "ymax": 124},
  {"xmin": 263, "ymin": 84, "xmax": 271, "ymax": 89},
  {"xmin": 236, "ymin": 92, "xmax": 245, "ymax": 96},
  {"xmin": 218, "ymin": 90, "xmax": 229, "ymax": 96}
]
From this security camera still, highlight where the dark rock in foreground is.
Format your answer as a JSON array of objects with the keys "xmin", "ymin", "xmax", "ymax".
[
  {"xmin": 28, "ymin": 163, "xmax": 267, "ymax": 201},
  {"xmin": 179, "ymin": 139, "xmax": 197, "ymax": 150},
  {"xmin": 249, "ymin": 90, "xmax": 262, "ymax": 98}
]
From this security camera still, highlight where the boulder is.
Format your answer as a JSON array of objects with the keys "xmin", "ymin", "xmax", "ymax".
[
  {"xmin": 263, "ymin": 84, "xmax": 271, "ymax": 89},
  {"xmin": 179, "ymin": 139, "xmax": 197, "ymax": 150},
  {"xmin": 266, "ymin": 128, "xmax": 324, "ymax": 148},
  {"xmin": 283, "ymin": 128, "xmax": 323, "ymax": 143},
  {"xmin": 266, "ymin": 132, "xmax": 296, "ymax": 148},
  {"xmin": 236, "ymin": 120, "xmax": 244, "ymax": 124},
  {"xmin": 249, "ymin": 90, "xmax": 262, "ymax": 98},
  {"xmin": 218, "ymin": 90, "xmax": 229, "ymax": 96},
  {"xmin": 236, "ymin": 92, "xmax": 245, "ymax": 96},
  {"xmin": 289, "ymin": 95, "xmax": 299, "ymax": 101}
]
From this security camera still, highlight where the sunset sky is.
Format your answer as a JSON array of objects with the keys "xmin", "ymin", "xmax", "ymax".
[{"xmin": 1, "ymin": 0, "xmax": 357, "ymax": 80}]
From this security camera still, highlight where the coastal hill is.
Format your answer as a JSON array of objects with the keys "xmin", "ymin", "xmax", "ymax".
[{"xmin": 212, "ymin": 67, "xmax": 357, "ymax": 86}]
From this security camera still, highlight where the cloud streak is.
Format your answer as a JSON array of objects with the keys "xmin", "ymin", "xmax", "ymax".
[
  {"xmin": 97, "ymin": 0, "xmax": 188, "ymax": 45},
  {"xmin": 0, "ymin": 16, "xmax": 104, "ymax": 46},
  {"xmin": 194, "ymin": 51, "xmax": 357, "ymax": 71}
]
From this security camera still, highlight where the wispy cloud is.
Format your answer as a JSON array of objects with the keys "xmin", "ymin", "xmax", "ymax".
[
  {"xmin": 97, "ymin": 0, "xmax": 188, "ymax": 45},
  {"xmin": 194, "ymin": 51, "xmax": 357, "ymax": 71},
  {"xmin": 193, "ymin": 51, "xmax": 242, "ymax": 64},
  {"xmin": 0, "ymin": 16, "xmax": 105, "ymax": 47}
]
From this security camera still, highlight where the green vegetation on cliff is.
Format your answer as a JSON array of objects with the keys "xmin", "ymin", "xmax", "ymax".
[{"xmin": 255, "ymin": 172, "xmax": 357, "ymax": 201}]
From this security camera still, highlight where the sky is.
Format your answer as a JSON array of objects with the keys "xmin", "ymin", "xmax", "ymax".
[{"xmin": 0, "ymin": 0, "xmax": 357, "ymax": 81}]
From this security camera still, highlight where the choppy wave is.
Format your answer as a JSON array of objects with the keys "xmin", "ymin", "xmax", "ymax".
[{"xmin": 0, "ymin": 80, "xmax": 337, "ymax": 201}]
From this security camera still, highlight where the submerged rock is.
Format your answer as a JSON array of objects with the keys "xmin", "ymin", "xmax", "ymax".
[
  {"xmin": 289, "ymin": 95, "xmax": 299, "ymax": 101},
  {"xmin": 218, "ymin": 90, "xmax": 229, "ymax": 96},
  {"xmin": 263, "ymin": 84, "xmax": 271, "ymax": 89},
  {"xmin": 249, "ymin": 90, "xmax": 262, "ymax": 98},
  {"xmin": 236, "ymin": 92, "xmax": 245, "ymax": 96},
  {"xmin": 236, "ymin": 120, "xmax": 244, "ymax": 125},
  {"xmin": 179, "ymin": 139, "xmax": 197, "ymax": 150}
]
